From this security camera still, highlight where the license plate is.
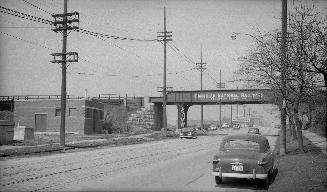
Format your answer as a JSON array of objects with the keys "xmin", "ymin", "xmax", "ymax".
[{"xmin": 232, "ymin": 165, "xmax": 243, "ymax": 171}]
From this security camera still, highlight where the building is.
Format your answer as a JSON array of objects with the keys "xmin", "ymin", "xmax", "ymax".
[{"xmin": 14, "ymin": 99, "xmax": 104, "ymax": 134}]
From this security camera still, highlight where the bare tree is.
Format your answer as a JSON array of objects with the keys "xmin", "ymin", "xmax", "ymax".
[
  {"xmin": 234, "ymin": 3, "xmax": 326, "ymax": 152},
  {"xmin": 288, "ymin": 4, "xmax": 327, "ymax": 134}
]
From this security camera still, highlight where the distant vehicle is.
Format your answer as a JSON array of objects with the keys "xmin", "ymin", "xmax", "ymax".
[
  {"xmin": 248, "ymin": 127, "xmax": 260, "ymax": 135},
  {"xmin": 211, "ymin": 134, "xmax": 274, "ymax": 187},
  {"xmin": 233, "ymin": 124, "xmax": 241, "ymax": 129},
  {"xmin": 274, "ymin": 124, "xmax": 281, "ymax": 129},
  {"xmin": 209, "ymin": 124, "xmax": 218, "ymax": 130},
  {"xmin": 180, "ymin": 127, "xmax": 197, "ymax": 139},
  {"xmin": 221, "ymin": 123, "xmax": 229, "ymax": 128}
]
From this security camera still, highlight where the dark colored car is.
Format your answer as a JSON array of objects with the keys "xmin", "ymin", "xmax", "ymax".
[
  {"xmin": 248, "ymin": 127, "xmax": 260, "ymax": 135},
  {"xmin": 179, "ymin": 127, "xmax": 197, "ymax": 139},
  {"xmin": 211, "ymin": 134, "xmax": 274, "ymax": 187},
  {"xmin": 233, "ymin": 123, "xmax": 241, "ymax": 129}
]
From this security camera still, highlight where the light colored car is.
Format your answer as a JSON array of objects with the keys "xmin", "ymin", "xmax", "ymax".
[
  {"xmin": 212, "ymin": 134, "xmax": 274, "ymax": 187},
  {"xmin": 209, "ymin": 124, "xmax": 217, "ymax": 130},
  {"xmin": 179, "ymin": 127, "xmax": 197, "ymax": 139},
  {"xmin": 248, "ymin": 127, "xmax": 260, "ymax": 135},
  {"xmin": 221, "ymin": 123, "xmax": 229, "ymax": 128}
]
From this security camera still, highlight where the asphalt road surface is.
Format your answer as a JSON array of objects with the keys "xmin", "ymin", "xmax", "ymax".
[{"xmin": 0, "ymin": 128, "xmax": 278, "ymax": 192}]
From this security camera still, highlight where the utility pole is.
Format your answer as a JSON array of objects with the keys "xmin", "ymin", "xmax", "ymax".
[
  {"xmin": 157, "ymin": 7, "xmax": 172, "ymax": 134},
  {"xmin": 280, "ymin": 0, "xmax": 288, "ymax": 156},
  {"xmin": 51, "ymin": 0, "xmax": 79, "ymax": 147},
  {"xmin": 216, "ymin": 70, "xmax": 225, "ymax": 127},
  {"xmin": 196, "ymin": 46, "xmax": 207, "ymax": 130}
]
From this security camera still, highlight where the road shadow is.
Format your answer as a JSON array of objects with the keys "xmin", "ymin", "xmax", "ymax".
[{"xmin": 215, "ymin": 168, "xmax": 279, "ymax": 191}]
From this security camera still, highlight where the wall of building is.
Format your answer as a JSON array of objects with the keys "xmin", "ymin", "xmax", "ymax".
[
  {"xmin": 84, "ymin": 100, "xmax": 104, "ymax": 134},
  {"xmin": 0, "ymin": 120, "xmax": 14, "ymax": 144},
  {"xmin": 14, "ymin": 99, "xmax": 104, "ymax": 134}
]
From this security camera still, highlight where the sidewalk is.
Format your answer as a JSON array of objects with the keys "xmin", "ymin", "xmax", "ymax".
[{"xmin": 303, "ymin": 130, "xmax": 327, "ymax": 155}]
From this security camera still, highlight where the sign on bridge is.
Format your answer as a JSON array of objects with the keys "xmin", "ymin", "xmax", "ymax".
[{"xmin": 151, "ymin": 89, "xmax": 274, "ymax": 105}]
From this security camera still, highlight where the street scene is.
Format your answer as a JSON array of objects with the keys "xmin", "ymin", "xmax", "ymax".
[{"xmin": 0, "ymin": 0, "xmax": 326, "ymax": 192}]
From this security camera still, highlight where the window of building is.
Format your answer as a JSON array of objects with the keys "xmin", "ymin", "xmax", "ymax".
[
  {"xmin": 69, "ymin": 108, "xmax": 77, "ymax": 116},
  {"xmin": 85, "ymin": 108, "xmax": 92, "ymax": 118},
  {"xmin": 55, "ymin": 108, "xmax": 61, "ymax": 116}
]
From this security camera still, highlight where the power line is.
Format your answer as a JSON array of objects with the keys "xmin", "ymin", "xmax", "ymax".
[
  {"xmin": 0, "ymin": 5, "xmax": 158, "ymax": 42},
  {"xmin": 0, "ymin": 31, "xmax": 54, "ymax": 51},
  {"xmin": 21, "ymin": 0, "xmax": 54, "ymax": 15},
  {"xmin": 0, "ymin": 5, "xmax": 52, "ymax": 25},
  {"xmin": 73, "ymin": 28, "xmax": 158, "ymax": 42}
]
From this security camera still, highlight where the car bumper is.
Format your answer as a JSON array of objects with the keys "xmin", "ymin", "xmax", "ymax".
[{"xmin": 211, "ymin": 170, "xmax": 267, "ymax": 180}]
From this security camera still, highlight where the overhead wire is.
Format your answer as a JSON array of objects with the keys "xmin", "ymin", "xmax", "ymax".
[
  {"xmin": 21, "ymin": 0, "xmax": 54, "ymax": 15},
  {"xmin": 0, "ymin": 4, "xmax": 211, "ymax": 90}
]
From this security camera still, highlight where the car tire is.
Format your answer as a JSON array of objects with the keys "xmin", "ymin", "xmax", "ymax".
[{"xmin": 215, "ymin": 176, "xmax": 222, "ymax": 184}]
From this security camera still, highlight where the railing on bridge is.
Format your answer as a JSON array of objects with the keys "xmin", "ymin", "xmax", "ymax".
[
  {"xmin": 0, "ymin": 95, "xmax": 84, "ymax": 101},
  {"xmin": 94, "ymin": 94, "xmax": 144, "ymax": 107},
  {"xmin": 0, "ymin": 94, "xmax": 144, "ymax": 107}
]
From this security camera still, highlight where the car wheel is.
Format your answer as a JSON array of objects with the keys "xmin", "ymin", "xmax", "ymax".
[{"xmin": 215, "ymin": 176, "xmax": 222, "ymax": 184}]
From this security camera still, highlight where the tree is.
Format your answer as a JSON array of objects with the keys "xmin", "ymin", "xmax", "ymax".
[
  {"xmin": 234, "ymin": 3, "xmax": 326, "ymax": 152},
  {"xmin": 288, "ymin": 4, "xmax": 327, "ymax": 134}
]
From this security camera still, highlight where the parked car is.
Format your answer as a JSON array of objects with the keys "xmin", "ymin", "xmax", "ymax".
[
  {"xmin": 211, "ymin": 134, "xmax": 274, "ymax": 187},
  {"xmin": 209, "ymin": 124, "xmax": 218, "ymax": 130},
  {"xmin": 248, "ymin": 127, "xmax": 260, "ymax": 135},
  {"xmin": 179, "ymin": 127, "xmax": 197, "ymax": 139},
  {"xmin": 221, "ymin": 123, "xmax": 229, "ymax": 128}
]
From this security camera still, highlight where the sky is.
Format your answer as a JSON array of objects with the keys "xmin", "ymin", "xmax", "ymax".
[{"xmin": 0, "ymin": 0, "xmax": 326, "ymax": 124}]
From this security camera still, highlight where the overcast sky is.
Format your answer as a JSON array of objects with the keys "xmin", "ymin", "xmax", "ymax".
[{"xmin": 0, "ymin": 0, "xmax": 325, "ymax": 123}]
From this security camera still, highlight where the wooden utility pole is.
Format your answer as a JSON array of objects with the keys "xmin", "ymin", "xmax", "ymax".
[
  {"xmin": 196, "ymin": 46, "xmax": 207, "ymax": 130},
  {"xmin": 216, "ymin": 70, "xmax": 225, "ymax": 127},
  {"xmin": 280, "ymin": 0, "xmax": 288, "ymax": 156},
  {"xmin": 157, "ymin": 7, "xmax": 172, "ymax": 134},
  {"xmin": 51, "ymin": 0, "xmax": 79, "ymax": 147},
  {"xmin": 60, "ymin": 0, "xmax": 68, "ymax": 148}
]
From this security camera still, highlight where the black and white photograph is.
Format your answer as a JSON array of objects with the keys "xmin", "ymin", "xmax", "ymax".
[{"xmin": 0, "ymin": 0, "xmax": 326, "ymax": 191}]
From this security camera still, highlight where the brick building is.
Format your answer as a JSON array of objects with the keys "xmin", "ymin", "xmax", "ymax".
[{"xmin": 14, "ymin": 99, "xmax": 104, "ymax": 134}]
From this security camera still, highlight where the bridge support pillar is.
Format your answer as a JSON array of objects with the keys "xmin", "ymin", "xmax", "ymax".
[
  {"xmin": 177, "ymin": 104, "xmax": 181, "ymax": 130},
  {"xmin": 177, "ymin": 104, "xmax": 191, "ymax": 128},
  {"xmin": 153, "ymin": 103, "xmax": 163, "ymax": 130}
]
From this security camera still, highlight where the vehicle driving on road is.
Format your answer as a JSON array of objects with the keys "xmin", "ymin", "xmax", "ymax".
[
  {"xmin": 248, "ymin": 127, "xmax": 260, "ymax": 135},
  {"xmin": 221, "ymin": 123, "xmax": 230, "ymax": 128},
  {"xmin": 179, "ymin": 127, "xmax": 197, "ymax": 139},
  {"xmin": 209, "ymin": 124, "xmax": 217, "ymax": 130},
  {"xmin": 211, "ymin": 134, "xmax": 274, "ymax": 187}
]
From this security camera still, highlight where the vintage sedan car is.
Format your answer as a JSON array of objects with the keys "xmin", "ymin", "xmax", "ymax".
[
  {"xmin": 248, "ymin": 127, "xmax": 260, "ymax": 135},
  {"xmin": 221, "ymin": 123, "xmax": 230, "ymax": 128},
  {"xmin": 212, "ymin": 134, "xmax": 274, "ymax": 187},
  {"xmin": 209, "ymin": 124, "xmax": 218, "ymax": 130},
  {"xmin": 179, "ymin": 127, "xmax": 197, "ymax": 139},
  {"xmin": 233, "ymin": 123, "xmax": 241, "ymax": 129}
]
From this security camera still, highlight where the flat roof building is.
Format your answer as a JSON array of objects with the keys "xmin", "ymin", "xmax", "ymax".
[{"xmin": 14, "ymin": 99, "xmax": 104, "ymax": 134}]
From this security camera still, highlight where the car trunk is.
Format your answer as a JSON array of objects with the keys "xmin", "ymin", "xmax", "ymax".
[{"xmin": 217, "ymin": 151, "xmax": 264, "ymax": 174}]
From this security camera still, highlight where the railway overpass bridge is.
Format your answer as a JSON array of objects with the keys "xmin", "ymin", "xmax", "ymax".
[{"xmin": 149, "ymin": 89, "xmax": 276, "ymax": 129}]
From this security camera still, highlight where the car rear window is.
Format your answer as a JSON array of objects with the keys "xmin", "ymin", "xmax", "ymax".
[{"xmin": 224, "ymin": 139, "xmax": 260, "ymax": 152}]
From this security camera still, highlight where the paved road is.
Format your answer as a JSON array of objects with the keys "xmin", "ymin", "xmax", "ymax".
[{"xmin": 0, "ymin": 128, "xmax": 278, "ymax": 192}]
